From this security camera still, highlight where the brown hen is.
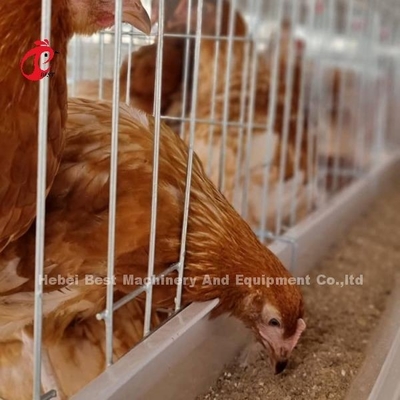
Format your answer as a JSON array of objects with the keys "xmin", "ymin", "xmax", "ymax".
[
  {"xmin": 73, "ymin": 0, "xmax": 191, "ymax": 116},
  {"xmin": 72, "ymin": 36, "xmax": 187, "ymax": 115},
  {"xmin": 0, "ymin": 98, "xmax": 305, "ymax": 397},
  {"xmin": 162, "ymin": 0, "xmax": 311, "ymax": 233},
  {"xmin": 0, "ymin": 0, "xmax": 151, "ymax": 252}
]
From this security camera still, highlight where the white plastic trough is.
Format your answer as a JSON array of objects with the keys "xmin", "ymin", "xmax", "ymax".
[{"xmin": 72, "ymin": 152, "xmax": 400, "ymax": 400}]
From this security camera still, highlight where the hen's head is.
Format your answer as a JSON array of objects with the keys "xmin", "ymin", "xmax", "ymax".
[
  {"xmin": 120, "ymin": 38, "xmax": 185, "ymax": 99},
  {"xmin": 68, "ymin": 0, "xmax": 151, "ymax": 35},
  {"xmin": 236, "ymin": 281, "xmax": 305, "ymax": 374},
  {"xmin": 205, "ymin": 235, "xmax": 306, "ymax": 374}
]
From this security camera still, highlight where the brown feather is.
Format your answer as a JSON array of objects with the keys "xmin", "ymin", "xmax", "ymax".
[
  {"xmin": 0, "ymin": 98, "xmax": 303, "ymax": 344},
  {"xmin": 0, "ymin": 0, "xmax": 151, "ymax": 252}
]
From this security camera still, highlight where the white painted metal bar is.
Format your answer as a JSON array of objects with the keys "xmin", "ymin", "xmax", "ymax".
[
  {"xmin": 96, "ymin": 264, "xmax": 179, "ymax": 320},
  {"xmin": 306, "ymin": 0, "xmax": 323, "ymax": 213},
  {"xmin": 175, "ymin": 0, "xmax": 204, "ymax": 312},
  {"xmin": 240, "ymin": 0, "xmax": 262, "ymax": 220},
  {"xmin": 219, "ymin": 0, "xmax": 238, "ymax": 193},
  {"xmin": 312, "ymin": 60, "xmax": 326, "ymax": 209},
  {"xmin": 124, "ymin": 25, "xmax": 135, "ymax": 104},
  {"xmin": 178, "ymin": 0, "xmax": 194, "ymax": 140},
  {"xmin": 318, "ymin": 0, "xmax": 336, "ymax": 197},
  {"xmin": 162, "ymin": 115, "xmax": 282, "ymax": 129},
  {"xmin": 332, "ymin": 0, "xmax": 356, "ymax": 192},
  {"xmin": 33, "ymin": 1, "xmax": 52, "ymax": 398},
  {"xmin": 258, "ymin": 0, "xmax": 284, "ymax": 239},
  {"xmin": 353, "ymin": 5, "xmax": 373, "ymax": 177},
  {"xmin": 104, "ymin": 0, "xmax": 124, "ymax": 367},
  {"xmin": 356, "ymin": 7, "xmax": 380, "ymax": 173},
  {"xmin": 373, "ymin": 77, "xmax": 388, "ymax": 158},
  {"xmin": 289, "ymin": 0, "xmax": 316, "ymax": 225},
  {"xmin": 205, "ymin": 0, "xmax": 224, "ymax": 176},
  {"xmin": 233, "ymin": 0, "xmax": 255, "ymax": 212},
  {"xmin": 114, "ymin": 31, "xmax": 261, "ymax": 42},
  {"xmin": 143, "ymin": 0, "xmax": 165, "ymax": 336},
  {"xmin": 275, "ymin": 0, "xmax": 300, "ymax": 235},
  {"xmin": 98, "ymin": 32, "xmax": 106, "ymax": 99}
]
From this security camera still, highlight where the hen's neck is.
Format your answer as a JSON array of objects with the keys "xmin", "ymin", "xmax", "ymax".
[{"xmin": 182, "ymin": 169, "xmax": 292, "ymax": 293}]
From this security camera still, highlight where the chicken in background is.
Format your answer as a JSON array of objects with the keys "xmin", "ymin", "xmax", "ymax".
[
  {"xmin": 0, "ymin": 97, "xmax": 305, "ymax": 397},
  {"xmin": 306, "ymin": 66, "xmax": 361, "ymax": 195},
  {"xmin": 71, "ymin": 35, "xmax": 188, "ymax": 114},
  {"xmin": 160, "ymin": 0, "xmax": 313, "ymax": 234},
  {"xmin": 324, "ymin": 68, "xmax": 362, "ymax": 191},
  {"xmin": 72, "ymin": 0, "xmax": 193, "ymax": 115},
  {"xmin": 122, "ymin": 35, "xmax": 191, "ymax": 114},
  {"xmin": 0, "ymin": 0, "xmax": 150, "ymax": 253},
  {"xmin": 263, "ymin": 19, "xmax": 309, "ymax": 175}
]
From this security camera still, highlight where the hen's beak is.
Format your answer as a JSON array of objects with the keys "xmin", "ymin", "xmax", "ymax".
[
  {"xmin": 274, "ymin": 359, "xmax": 288, "ymax": 375},
  {"xmin": 123, "ymin": 1, "xmax": 152, "ymax": 35},
  {"xmin": 260, "ymin": 338, "xmax": 289, "ymax": 375}
]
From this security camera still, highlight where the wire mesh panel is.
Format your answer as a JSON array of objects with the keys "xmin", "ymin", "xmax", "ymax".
[{"xmin": 2, "ymin": 0, "xmax": 400, "ymax": 399}]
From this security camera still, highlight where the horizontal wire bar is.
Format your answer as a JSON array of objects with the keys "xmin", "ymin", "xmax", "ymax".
[
  {"xmin": 98, "ymin": 29, "xmax": 270, "ymax": 43},
  {"xmin": 40, "ymin": 390, "xmax": 57, "ymax": 400},
  {"xmin": 96, "ymin": 263, "xmax": 179, "ymax": 321},
  {"xmin": 160, "ymin": 114, "xmax": 272, "ymax": 130}
]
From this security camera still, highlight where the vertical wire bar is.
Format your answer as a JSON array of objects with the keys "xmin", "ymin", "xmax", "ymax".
[
  {"xmin": 98, "ymin": 32, "xmax": 104, "ymax": 100},
  {"xmin": 374, "ymin": 75, "xmax": 387, "ymax": 159},
  {"xmin": 331, "ymin": 0, "xmax": 355, "ymax": 192},
  {"xmin": 289, "ymin": 98, "xmax": 305, "ymax": 226},
  {"xmin": 318, "ymin": 0, "xmax": 336, "ymax": 196},
  {"xmin": 143, "ymin": 0, "xmax": 165, "ymax": 333},
  {"xmin": 289, "ymin": 0, "xmax": 316, "ymax": 225},
  {"xmin": 376, "ymin": 19, "xmax": 395, "ymax": 155},
  {"xmin": 205, "ymin": 0, "xmax": 224, "ymax": 175},
  {"xmin": 311, "ymin": 60, "xmax": 326, "ymax": 210},
  {"xmin": 33, "ymin": 1, "xmax": 52, "ymax": 397},
  {"xmin": 175, "ymin": 0, "xmax": 204, "ymax": 311},
  {"xmin": 179, "ymin": 0, "xmax": 194, "ymax": 140},
  {"xmin": 305, "ymin": 0, "xmax": 321, "ymax": 212},
  {"xmin": 353, "ymin": 7, "xmax": 371, "ymax": 177},
  {"xmin": 219, "ymin": 0, "xmax": 238, "ymax": 193},
  {"xmin": 98, "ymin": 32, "xmax": 106, "ymax": 99},
  {"xmin": 353, "ymin": 19, "xmax": 367, "ymax": 175},
  {"xmin": 151, "ymin": 10, "xmax": 165, "ymax": 114},
  {"xmin": 368, "ymin": 12, "xmax": 380, "ymax": 167},
  {"xmin": 240, "ymin": 0, "xmax": 262, "ymax": 220},
  {"xmin": 258, "ymin": 0, "xmax": 284, "ymax": 239},
  {"xmin": 357, "ymin": 8, "xmax": 379, "ymax": 172},
  {"xmin": 275, "ymin": 0, "xmax": 300, "ymax": 236},
  {"xmin": 311, "ymin": 1, "xmax": 335, "ymax": 208},
  {"xmin": 233, "ymin": 0, "xmax": 256, "ymax": 211},
  {"xmin": 104, "ymin": 0, "xmax": 124, "ymax": 367},
  {"xmin": 70, "ymin": 38, "xmax": 79, "ymax": 96},
  {"xmin": 395, "ymin": 30, "xmax": 400, "ymax": 149},
  {"xmin": 125, "ymin": 26, "xmax": 135, "ymax": 105}
]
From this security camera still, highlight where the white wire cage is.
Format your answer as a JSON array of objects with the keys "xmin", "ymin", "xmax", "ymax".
[{"xmin": 2, "ymin": 0, "xmax": 400, "ymax": 399}]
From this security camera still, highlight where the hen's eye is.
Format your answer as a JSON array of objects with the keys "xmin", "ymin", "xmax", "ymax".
[{"xmin": 269, "ymin": 318, "xmax": 280, "ymax": 327}]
